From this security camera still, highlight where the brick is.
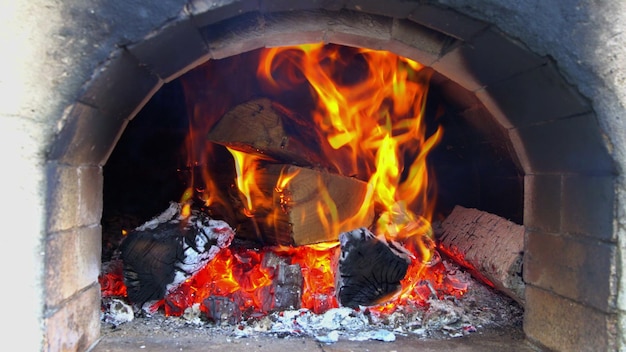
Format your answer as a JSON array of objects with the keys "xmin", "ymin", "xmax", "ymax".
[
  {"xmin": 431, "ymin": 74, "xmax": 482, "ymax": 112},
  {"xmin": 261, "ymin": 0, "xmax": 345, "ymax": 12},
  {"xmin": 47, "ymin": 164, "xmax": 103, "ymax": 232},
  {"xmin": 524, "ymin": 230, "xmax": 617, "ymax": 312},
  {"xmin": 200, "ymin": 12, "xmax": 267, "ymax": 59},
  {"xmin": 474, "ymin": 88, "xmax": 513, "ymax": 129},
  {"xmin": 432, "ymin": 28, "xmax": 546, "ymax": 92},
  {"xmin": 388, "ymin": 19, "xmax": 456, "ymax": 66},
  {"xmin": 128, "ymin": 18, "xmax": 210, "ymax": 82},
  {"xmin": 187, "ymin": 0, "xmax": 261, "ymax": 27},
  {"xmin": 408, "ymin": 4, "xmax": 488, "ymax": 41},
  {"xmin": 512, "ymin": 113, "xmax": 614, "ymax": 173},
  {"xmin": 325, "ymin": 11, "xmax": 392, "ymax": 49},
  {"xmin": 482, "ymin": 63, "xmax": 592, "ymax": 128},
  {"xmin": 459, "ymin": 106, "xmax": 510, "ymax": 143},
  {"xmin": 77, "ymin": 166, "xmax": 104, "ymax": 227},
  {"xmin": 45, "ymin": 284, "xmax": 101, "ymax": 352},
  {"xmin": 261, "ymin": 11, "xmax": 328, "ymax": 48},
  {"xmin": 524, "ymin": 286, "xmax": 617, "ymax": 352},
  {"xmin": 345, "ymin": 0, "xmax": 420, "ymax": 19},
  {"xmin": 562, "ymin": 175, "xmax": 615, "ymax": 242},
  {"xmin": 523, "ymin": 174, "xmax": 561, "ymax": 233},
  {"xmin": 47, "ymin": 103, "xmax": 129, "ymax": 166},
  {"xmin": 45, "ymin": 226, "xmax": 101, "ymax": 308},
  {"xmin": 77, "ymin": 49, "xmax": 162, "ymax": 121}
]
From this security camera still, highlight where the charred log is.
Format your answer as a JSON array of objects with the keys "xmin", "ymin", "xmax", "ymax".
[
  {"xmin": 260, "ymin": 252, "xmax": 304, "ymax": 311},
  {"xmin": 119, "ymin": 202, "xmax": 234, "ymax": 306},
  {"xmin": 336, "ymin": 228, "xmax": 411, "ymax": 308},
  {"xmin": 233, "ymin": 164, "xmax": 374, "ymax": 246}
]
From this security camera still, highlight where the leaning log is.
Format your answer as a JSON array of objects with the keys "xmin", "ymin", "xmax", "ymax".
[
  {"xmin": 437, "ymin": 205, "xmax": 525, "ymax": 306},
  {"xmin": 207, "ymin": 97, "xmax": 334, "ymax": 171},
  {"xmin": 235, "ymin": 164, "xmax": 375, "ymax": 246}
]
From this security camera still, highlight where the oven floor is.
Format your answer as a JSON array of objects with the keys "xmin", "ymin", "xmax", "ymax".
[{"xmin": 91, "ymin": 327, "xmax": 542, "ymax": 352}]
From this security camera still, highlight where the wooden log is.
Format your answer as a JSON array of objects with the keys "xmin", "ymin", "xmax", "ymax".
[
  {"xmin": 437, "ymin": 205, "xmax": 525, "ymax": 306},
  {"xmin": 207, "ymin": 97, "xmax": 335, "ymax": 172},
  {"xmin": 119, "ymin": 202, "xmax": 235, "ymax": 306},
  {"xmin": 336, "ymin": 227, "xmax": 411, "ymax": 308},
  {"xmin": 235, "ymin": 164, "xmax": 375, "ymax": 246}
]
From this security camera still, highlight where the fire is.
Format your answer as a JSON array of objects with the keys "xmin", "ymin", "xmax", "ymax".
[
  {"xmin": 101, "ymin": 43, "xmax": 463, "ymax": 319},
  {"xmin": 257, "ymin": 43, "xmax": 444, "ymax": 299}
]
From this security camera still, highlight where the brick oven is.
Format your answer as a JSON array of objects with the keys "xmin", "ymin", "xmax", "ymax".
[{"xmin": 2, "ymin": 1, "xmax": 624, "ymax": 351}]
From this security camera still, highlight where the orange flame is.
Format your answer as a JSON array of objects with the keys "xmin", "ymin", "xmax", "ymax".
[
  {"xmin": 258, "ymin": 45, "xmax": 441, "ymax": 242},
  {"xmin": 256, "ymin": 43, "xmax": 443, "ymax": 306},
  {"xmin": 228, "ymin": 147, "xmax": 263, "ymax": 213}
]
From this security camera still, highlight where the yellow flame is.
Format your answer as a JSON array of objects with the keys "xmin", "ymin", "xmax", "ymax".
[
  {"xmin": 228, "ymin": 147, "xmax": 260, "ymax": 212},
  {"xmin": 180, "ymin": 187, "xmax": 193, "ymax": 218},
  {"xmin": 258, "ymin": 43, "xmax": 442, "ymax": 262},
  {"xmin": 316, "ymin": 175, "xmax": 340, "ymax": 236}
]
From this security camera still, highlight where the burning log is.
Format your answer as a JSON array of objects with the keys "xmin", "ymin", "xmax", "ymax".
[
  {"xmin": 207, "ymin": 97, "xmax": 334, "ymax": 171},
  {"xmin": 336, "ymin": 227, "xmax": 411, "ymax": 308},
  {"xmin": 236, "ymin": 164, "xmax": 375, "ymax": 245},
  {"xmin": 437, "ymin": 205, "xmax": 525, "ymax": 305},
  {"xmin": 119, "ymin": 202, "xmax": 234, "ymax": 306}
]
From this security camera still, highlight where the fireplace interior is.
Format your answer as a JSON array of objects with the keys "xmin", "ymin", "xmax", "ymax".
[
  {"xmin": 98, "ymin": 43, "xmax": 526, "ymax": 341},
  {"xmin": 29, "ymin": 2, "xmax": 622, "ymax": 352}
]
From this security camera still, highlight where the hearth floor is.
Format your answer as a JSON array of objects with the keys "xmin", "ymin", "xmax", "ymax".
[{"xmin": 91, "ymin": 327, "xmax": 542, "ymax": 352}]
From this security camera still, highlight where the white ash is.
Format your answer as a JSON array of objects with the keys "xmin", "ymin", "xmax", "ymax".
[
  {"xmin": 110, "ymin": 202, "xmax": 235, "ymax": 307},
  {"xmin": 166, "ymin": 212, "xmax": 234, "ymax": 294},
  {"xmin": 101, "ymin": 261, "xmax": 522, "ymax": 343},
  {"xmin": 134, "ymin": 201, "xmax": 182, "ymax": 231},
  {"xmin": 101, "ymin": 298, "xmax": 134, "ymax": 326}
]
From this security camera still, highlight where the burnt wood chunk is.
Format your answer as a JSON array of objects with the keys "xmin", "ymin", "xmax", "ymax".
[
  {"xmin": 438, "ymin": 205, "xmax": 525, "ymax": 306},
  {"xmin": 337, "ymin": 228, "xmax": 411, "ymax": 308},
  {"xmin": 120, "ymin": 202, "xmax": 234, "ymax": 306},
  {"xmin": 207, "ymin": 98, "xmax": 333, "ymax": 171},
  {"xmin": 237, "ymin": 164, "xmax": 375, "ymax": 246},
  {"xmin": 202, "ymin": 296, "xmax": 242, "ymax": 324},
  {"xmin": 262, "ymin": 252, "xmax": 303, "ymax": 311}
]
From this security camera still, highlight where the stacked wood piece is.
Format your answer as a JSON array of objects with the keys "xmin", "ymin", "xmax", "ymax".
[
  {"xmin": 207, "ymin": 98, "xmax": 333, "ymax": 170},
  {"xmin": 437, "ymin": 205, "xmax": 525, "ymax": 306},
  {"xmin": 208, "ymin": 98, "xmax": 374, "ymax": 245}
]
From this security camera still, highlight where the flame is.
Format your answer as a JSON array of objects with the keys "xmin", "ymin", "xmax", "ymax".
[
  {"xmin": 102, "ymin": 44, "xmax": 459, "ymax": 317},
  {"xmin": 257, "ymin": 43, "xmax": 443, "ymax": 301},
  {"xmin": 228, "ymin": 147, "xmax": 263, "ymax": 213}
]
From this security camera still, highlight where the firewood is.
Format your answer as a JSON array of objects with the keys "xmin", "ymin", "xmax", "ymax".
[
  {"xmin": 119, "ymin": 202, "xmax": 235, "ymax": 306},
  {"xmin": 207, "ymin": 98, "xmax": 335, "ymax": 171},
  {"xmin": 235, "ymin": 164, "xmax": 375, "ymax": 246},
  {"xmin": 437, "ymin": 205, "xmax": 525, "ymax": 306},
  {"xmin": 262, "ymin": 252, "xmax": 303, "ymax": 311},
  {"xmin": 336, "ymin": 227, "xmax": 411, "ymax": 308}
]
